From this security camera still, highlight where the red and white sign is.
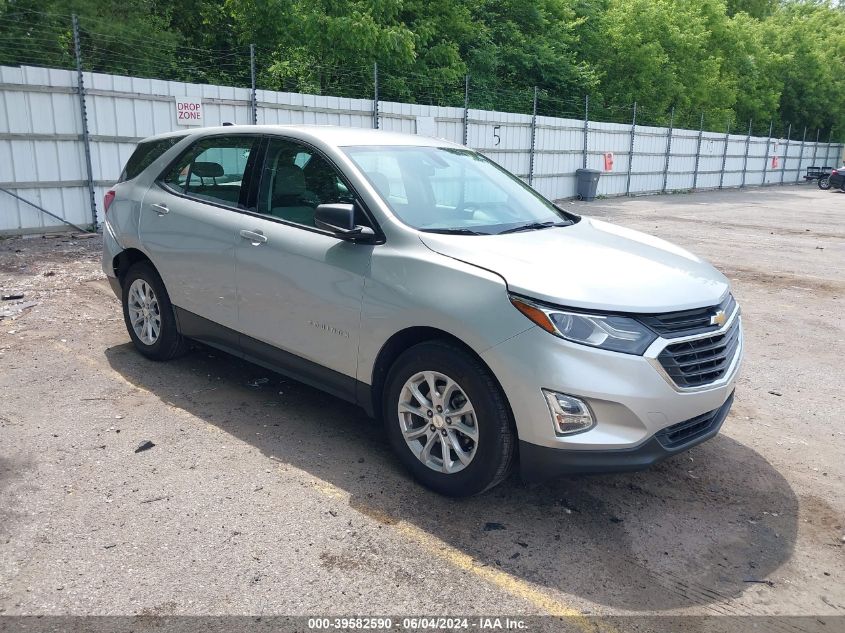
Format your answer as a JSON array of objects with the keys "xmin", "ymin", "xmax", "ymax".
[
  {"xmin": 603, "ymin": 152, "xmax": 614, "ymax": 172},
  {"xmin": 175, "ymin": 97, "xmax": 203, "ymax": 126}
]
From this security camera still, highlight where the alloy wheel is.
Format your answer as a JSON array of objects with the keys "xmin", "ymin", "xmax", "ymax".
[
  {"xmin": 127, "ymin": 278, "xmax": 161, "ymax": 345},
  {"xmin": 397, "ymin": 370, "xmax": 479, "ymax": 474}
]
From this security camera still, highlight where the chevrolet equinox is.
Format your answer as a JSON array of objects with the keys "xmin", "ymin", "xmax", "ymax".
[{"xmin": 102, "ymin": 125, "xmax": 743, "ymax": 496}]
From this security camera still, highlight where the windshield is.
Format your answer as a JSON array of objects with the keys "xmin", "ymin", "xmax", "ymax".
[{"xmin": 343, "ymin": 146, "xmax": 574, "ymax": 235}]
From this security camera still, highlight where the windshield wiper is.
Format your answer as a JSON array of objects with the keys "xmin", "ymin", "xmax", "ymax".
[
  {"xmin": 496, "ymin": 221, "xmax": 570, "ymax": 235},
  {"xmin": 422, "ymin": 227, "xmax": 490, "ymax": 235}
]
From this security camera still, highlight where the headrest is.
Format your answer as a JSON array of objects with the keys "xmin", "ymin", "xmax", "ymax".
[
  {"xmin": 192, "ymin": 161, "xmax": 224, "ymax": 178},
  {"xmin": 273, "ymin": 165, "xmax": 306, "ymax": 196}
]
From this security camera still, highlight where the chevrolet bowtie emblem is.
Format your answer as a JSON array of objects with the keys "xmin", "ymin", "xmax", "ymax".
[{"xmin": 710, "ymin": 310, "xmax": 727, "ymax": 327}]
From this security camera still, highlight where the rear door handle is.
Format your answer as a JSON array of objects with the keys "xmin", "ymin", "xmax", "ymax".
[
  {"xmin": 151, "ymin": 203, "xmax": 169, "ymax": 215},
  {"xmin": 239, "ymin": 229, "xmax": 268, "ymax": 245}
]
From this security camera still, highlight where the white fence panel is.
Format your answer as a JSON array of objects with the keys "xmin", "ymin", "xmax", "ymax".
[
  {"xmin": 588, "ymin": 121, "xmax": 631, "ymax": 197},
  {"xmin": 631, "ymin": 126, "xmax": 667, "ymax": 193},
  {"xmin": 533, "ymin": 116, "xmax": 584, "ymax": 200},
  {"xmin": 0, "ymin": 65, "xmax": 92, "ymax": 232},
  {"xmin": 695, "ymin": 132, "xmax": 725, "ymax": 190},
  {"xmin": 664, "ymin": 130, "xmax": 695, "ymax": 191},
  {"xmin": 1, "ymin": 64, "xmax": 843, "ymax": 234}
]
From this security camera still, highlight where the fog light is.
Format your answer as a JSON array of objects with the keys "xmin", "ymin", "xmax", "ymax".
[{"xmin": 542, "ymin": 390, "xmax": 595, "ymax": 435}]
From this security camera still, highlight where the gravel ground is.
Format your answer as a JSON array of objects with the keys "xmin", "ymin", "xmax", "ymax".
[{"xmin": 0, "ymin": 186, "xmax": 843, "ymax": 626}]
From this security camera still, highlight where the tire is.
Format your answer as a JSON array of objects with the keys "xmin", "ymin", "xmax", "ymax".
[
  {"xmin": 121, "ymin": 262, "xmax": 187, "ymax": 361},
  {"xmin": 818, "ymin": 175, "xmax": 831, "ymax": 190},
  {"xmin": 382, "ymin": 340, "xmax": 515, "ymax": 496}
]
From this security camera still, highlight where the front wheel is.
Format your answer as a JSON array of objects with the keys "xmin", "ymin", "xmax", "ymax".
[
  {"xmin": 383, "ymin": 341, "xmax": 515, "ymax": 496},
  {"xmin": 121, "ymin": 262, "xmax": 187, "ymax": 361},
  {"xmin": 818, "ymin": 175, "xmax": 831, "ymax": 190}
]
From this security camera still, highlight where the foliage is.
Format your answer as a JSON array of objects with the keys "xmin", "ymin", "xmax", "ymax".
[
  {"xmin": 0, "ymin": 0, "xmax": 842, "ymax": 137},
  {"xmin": 767, "ymin": 2, "xmax": 845, "ymax": 137}
]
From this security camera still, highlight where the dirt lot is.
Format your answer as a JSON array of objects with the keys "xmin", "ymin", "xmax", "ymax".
[{"xmin": 0, "ymin": 186, "xmax": 843, "ymax": 627}]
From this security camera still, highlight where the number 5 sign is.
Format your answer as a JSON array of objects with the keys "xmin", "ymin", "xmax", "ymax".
[{"xmin": 175, "ymin": 97, "xmax": 203, "ymax": 126}]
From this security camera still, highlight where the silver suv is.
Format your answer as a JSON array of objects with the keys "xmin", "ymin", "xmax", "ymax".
[{"xmin": 102, "ymin": 125, "xmax": 742, "ymax": 496}]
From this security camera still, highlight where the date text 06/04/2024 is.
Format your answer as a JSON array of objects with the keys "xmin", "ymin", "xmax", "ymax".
[{"xmin": 307, "ymin": 617, "xmax": 529, "ymax": 630}]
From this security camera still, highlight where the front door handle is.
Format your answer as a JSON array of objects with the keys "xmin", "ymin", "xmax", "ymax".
[
  {"xmin": 151, "ymin": 203, "xmax": 169, "ymax": 216},
  {"xmin": 240, "ymin": 229, "xmax": 268, "ymax": 245}
]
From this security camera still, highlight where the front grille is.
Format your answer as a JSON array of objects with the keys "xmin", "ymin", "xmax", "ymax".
[
  {"xmin": 656, "ymin": 393, "xmax": 734, "ymax": 449},
  {"xmin": 657, "ymin": 317, "xmax": 741, "ymax": 388},
  {"xmin": 639, "ymin": 294, "xmax": 736, "ymax": 339}
]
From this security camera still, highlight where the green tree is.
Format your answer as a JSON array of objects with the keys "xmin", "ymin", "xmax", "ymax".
[
  {"xmin": 1, "ymin": 0, "xmax": 843, "ymax": 139},
  {"xmin": 583, "ymin": 0, "xmax": 737, "ymax": 126},
  {"xmin": 768, "ymin": 1, "xmax": 845, "ymax": 136},
  {"xmin": 0, "ymin": 0, "xmax": 182, "ymax": 77},
  {"xmin": 468, "ymin": 0, "xmax": 597, "ymax": 111},
  {"xmin": 726, "ymin": 0, "xmax": 777, "ymax": 19}
]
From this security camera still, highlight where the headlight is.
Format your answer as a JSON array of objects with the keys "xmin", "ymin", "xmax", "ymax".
[{"xmin": 510, "ymin": 295, "xmax": 657, "ymax": 355}]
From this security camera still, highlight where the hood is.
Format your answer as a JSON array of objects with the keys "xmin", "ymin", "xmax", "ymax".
[{"xmin": 418, "ymin": 217, "xmax": 730, "ymax": 313}]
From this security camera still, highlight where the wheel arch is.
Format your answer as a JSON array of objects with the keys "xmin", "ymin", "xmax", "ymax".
[
  {"xmin": 368, "ymin": 326, "xmax": 517, "ymax": 433},
  {"xmin": 113, "ymin": 248, "xmax": 156, "ymax": 285}
]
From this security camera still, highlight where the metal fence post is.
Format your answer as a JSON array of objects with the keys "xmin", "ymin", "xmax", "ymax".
[
  {"xmin": 740, "ymin": 119, "xmax": 752, "ymax": 188},
  {"xmin": 582, "ymin": 95, "xmax": 589, "ymax": 169},
  {"xmin": 528, "ymin": 86, "xmax": 538, "ymax": 186},
  {"xmin": 761, "ymin": 121, "xmax": 773, "ymax": 186},
  {"xmin": 760, "ymin": 121, "xmax": 774, "ymax": 187},
  {"xmin": 72, "ymin": 14, "xmax": 97, "ymax": 231},
  {"xmin": 780, "ymin": 123, "xmax": 790, "ymax": 185},
  {"xmin": 462, "ymin": 75, "xmax": 470, "ymax": 146},
  {"xmin": 625, "ymin": 102, "xmax": 637, "ymax": 196},
  {"xmin": 827, "ymin": 130, "xmax": 834, "ymax": 166},
  {"xmin": 692, "ymin": 112, "xmax": 704, "ymax": 190},
  {"xmin": 718, "ymin": 119, "xmax": 730, "ymax": 190},
  {"xmin": 810, "ymin": 128, "xmax": 820, "ymax": 167},
  {"xmin": 661, "ymin": 107, "xmax": 674, "ymax": 193},
  {"xmin": 372, "ymin": 62, "xmax": 379, "ymax": 129},
  {"xmin": 795, "ymin": 127, "xmax": 806, "ymax": 183},
  {"xmin": 249, "ymin": 44, "xmax": 257, "ymax": 125}
]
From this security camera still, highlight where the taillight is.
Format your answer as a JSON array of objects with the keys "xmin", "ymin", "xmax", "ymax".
[
  {"xmin": 103, "ymin": 190, "xmax": 115, "ymax": 214},
  {"xmin": 832, "ymin": 169, "xmax": 839, "ymax": 176}
]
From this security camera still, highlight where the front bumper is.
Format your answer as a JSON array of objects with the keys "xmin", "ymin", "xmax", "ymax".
[
  {"xmin": 480, "ymin": 311, "xmax": 742, "ymax": 478},
  {"xmin": 519, "ymin": 392, "xmax": 733, "ymax": 482}
]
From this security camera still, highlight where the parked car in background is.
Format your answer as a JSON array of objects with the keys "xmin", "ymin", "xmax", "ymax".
[
  {"xmin": 806, "ymin": 165, "xmax": 833, "ymax": 189},
  {"xmin": 821, "ymin": 163, "xmax": 845, "ymax": 190},
  {"xmin": 102, "ymin": 125, "xmax": 743, "ymax": 496}
]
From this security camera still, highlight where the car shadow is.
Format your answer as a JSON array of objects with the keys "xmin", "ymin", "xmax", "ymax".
[{"xmin": 104, "ymin": 342, "xmax": 798, "ymax": 612}]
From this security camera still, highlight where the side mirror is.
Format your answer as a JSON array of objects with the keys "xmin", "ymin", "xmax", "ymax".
[{"xmin": 315, "ymin": 203, "xmax": 375, "ymax": 241}]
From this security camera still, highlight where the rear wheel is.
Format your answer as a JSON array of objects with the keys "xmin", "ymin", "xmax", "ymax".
[
  {"xmin": 383, "ymin": 341, "xmax": 515, "ymax": 496},
  {"xmin": 121, "ymin": 262, "xmax": 186, "ymax": 361},
  {"xmin": 818, "ymin": 175, "xmax": 831, "ymax": 190}
]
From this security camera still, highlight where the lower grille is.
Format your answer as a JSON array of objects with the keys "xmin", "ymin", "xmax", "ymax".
[
  {"xmin": 657, "ymin": 317, "xmax": 741, "ymax": 388},
  {"xmin": 656, "ymin": 393, "xmax": 734, "ymax": 449}
]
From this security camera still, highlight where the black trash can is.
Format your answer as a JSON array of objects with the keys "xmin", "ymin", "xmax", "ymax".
[{"xmin": 575, "ymin": 168, "xmax": 601, "ymax": 201}]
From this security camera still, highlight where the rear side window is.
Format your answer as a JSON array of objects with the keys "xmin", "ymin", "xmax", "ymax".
[
  {"xmin": 120, "ymin": 137, "xmax": 181, "ymax": 182},
  {"xmin": 160, "ymin": 136, "xmax": 258, "ymax": 209}
]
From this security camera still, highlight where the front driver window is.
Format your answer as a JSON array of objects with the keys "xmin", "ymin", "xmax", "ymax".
[{"xmin": 257, "ymin": 138, "xmax": 356, "ymax": 227}]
